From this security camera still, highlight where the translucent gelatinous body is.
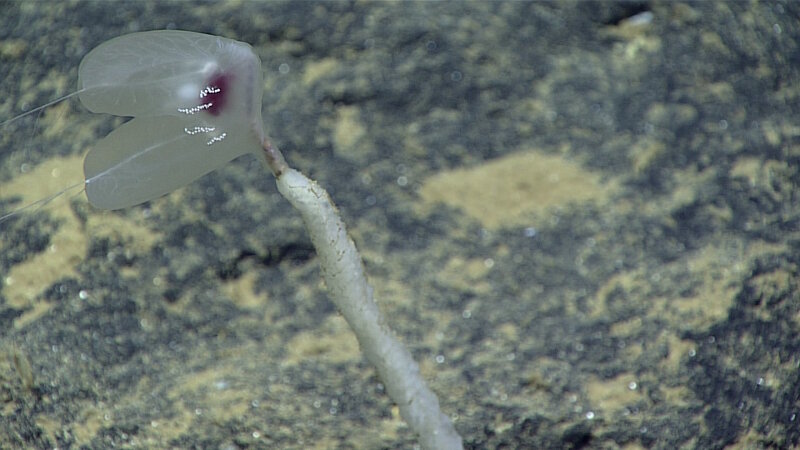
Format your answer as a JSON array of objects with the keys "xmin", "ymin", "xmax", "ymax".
[{"xmin": 78, "ymin": 30, "xmax": 264, "ymax": 210}]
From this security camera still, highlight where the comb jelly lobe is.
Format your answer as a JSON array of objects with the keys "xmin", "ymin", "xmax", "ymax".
[{"xmin": 77, "ymin": 30, "xmax": 264, "ymax": 210}]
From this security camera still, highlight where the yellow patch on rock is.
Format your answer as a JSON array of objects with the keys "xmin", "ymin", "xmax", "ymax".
[
  {"xmin": 435, "ymin": 256, "xmax": 492, "ymax": 295},
  {"xmin": 418, "ymin": 150, "xmax": 615, "ymax": 229},
  {"xmin": 286, "ymin": 315, "xmax": 360, "ymax": 364},
  {"xmin": 585, "ymin": 372, "xmax": 643, "ymax": 415},
  {"xmin": 2, "ymin": 156, "xmax": 85, "ymax": 326},
  {"xmin": 2, "ymin": 155, "xmax": 159, "ymax": 328},
  {"xmin": 332, "ymin": 106, "xmax": 369, "ymax": 163},
  {"xmin": 221, "ymin": 270, "xmax": 263, "ymax": 310},
  {"xmin": 0, "ymin": 155, "xmax": 85, "ymax": 222},
  {"xmin": 302, "ymin": 57, "xmax": 341, "ymax": 85}
]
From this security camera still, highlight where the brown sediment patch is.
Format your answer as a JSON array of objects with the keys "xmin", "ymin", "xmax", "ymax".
[
  {"xmin": 417, "ymin": 149, "xmax": 617, "ymax": 230},
  {"xmin": 2, "ymin": 156, "xmax": 85, "ymax": 327},
  {"xmin": 1, "ymin": 155, "xmax": 159, "ymax": 328}
]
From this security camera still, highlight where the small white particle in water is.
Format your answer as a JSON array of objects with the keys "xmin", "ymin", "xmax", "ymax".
[
  {"xmin": 4, "ymin": 276, "xmax": 13, "ymax": 286},
  {"xmin": 483, "ymin": 258, "xmax": 495, "ymax": 269},
  {"xmin": 252, "ymin": 431, "xmax": 260, "ymax": 439},
  {"xmin": 628, "ymin": 381, "xmax": 638, "ymax": 390},
  {"xmin": 650, "ymin": 272, "xmax": 661, "ymax": 282},
  {"xmin": 397, "ymin": 176, "xmax": 408, "ymax": 186},
  {"xmin": 586, "ymin": 411, "xmax": 595, "ymax": 420},
  {"xmin": 79, "ymin": 290, "xmax": 88, "ymax": 300},
  {"xmin": 625, "ymin": 11, "xmax": 653, "ymax": 27},
  {"xmin": 435, "ymin": 355, "xmax": 445, "ymax": 364},
  {"xmin": 279, "ymin": 63, "xmax": 290, "ymax": 74},
  {"xmin": 524, "ymin": 227, "xmax": 537, "ymax": 238},
  {"xmin": 462, "ymin": 310, "xmax": 472, "ymax": 319},
  {"xmin": 214, "ymin": 380, "xmax": 229, "ymax": 390}
]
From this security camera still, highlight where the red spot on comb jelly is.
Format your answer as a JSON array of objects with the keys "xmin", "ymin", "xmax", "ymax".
[{"xmin": 201, "ymin": 73, "xmax": 231, "ymax": 117}]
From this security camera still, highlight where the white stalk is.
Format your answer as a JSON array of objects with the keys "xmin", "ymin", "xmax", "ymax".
[{"xmin": 275, "ymin": 168, "xmax": 463, "ymax": 450}]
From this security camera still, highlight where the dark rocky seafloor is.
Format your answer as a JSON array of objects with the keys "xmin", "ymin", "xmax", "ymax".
[{"xmin": 0, "ymin": 2, "xmax": 798, "ymax": 449}]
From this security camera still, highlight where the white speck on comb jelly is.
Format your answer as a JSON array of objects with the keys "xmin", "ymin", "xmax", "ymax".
[{"xmin": 177, "ymin": 82, "xmax": 199, "ymax": 104}]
